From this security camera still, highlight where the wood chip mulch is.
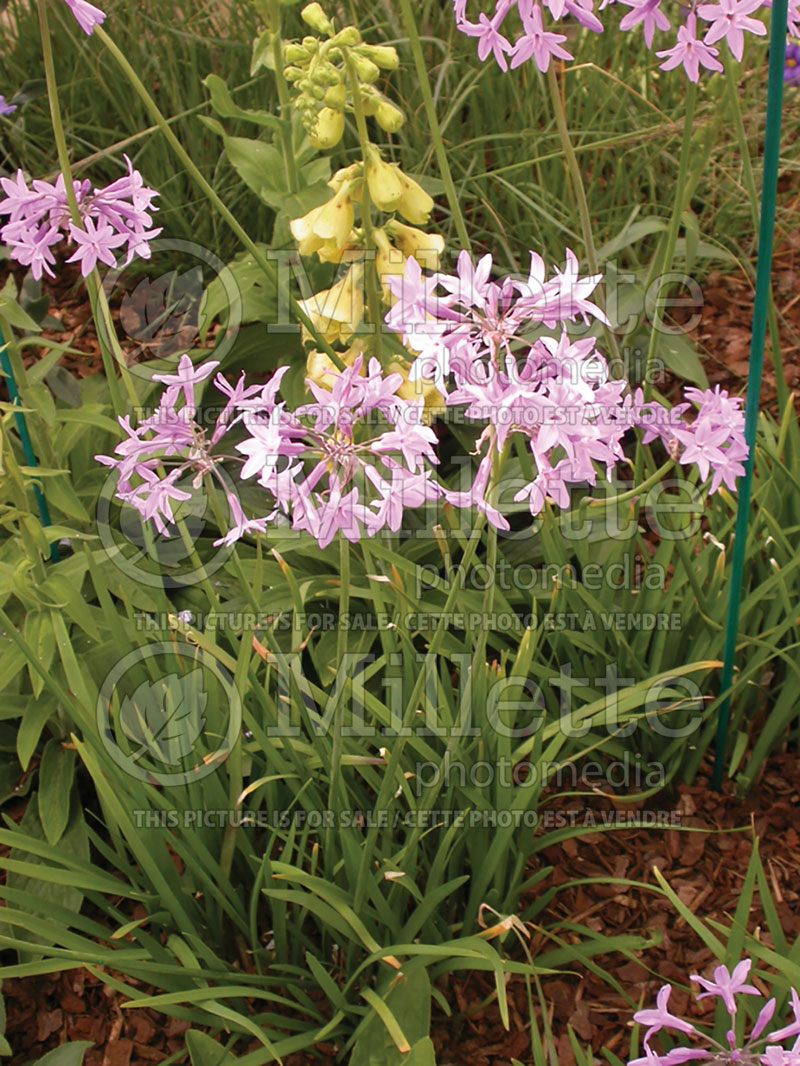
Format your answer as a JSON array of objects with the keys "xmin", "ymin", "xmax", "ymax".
[{"xmin": 3, "ymin": 752, "xmax": 798, "ymax": 1066}]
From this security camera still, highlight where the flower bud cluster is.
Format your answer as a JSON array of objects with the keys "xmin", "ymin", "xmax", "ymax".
[{"xmin": 283, "ymin": 3, "xmax": 403, "ymax": 148}]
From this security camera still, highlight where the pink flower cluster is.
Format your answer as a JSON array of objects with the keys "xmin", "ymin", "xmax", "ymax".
[
  {"xmin": 453, "ymin": 0, "xmax": 792, "ymax": 81},
  {"xmin": 97, "ymin": 353, "xmax": 444, "ymax": 550},
  {"xmin": 96, "ymin": 255, "xmax": 746, "ymax": 549},
  {"xmin": 385, "ymin": 250, "xmax": 746, "ymax": 527},
  {"xmin": 453, "ymin": 0, "xmax": 600, "ymax": 72},
  {"xmin": 630, "ymin": 959, "xmax": 800, "ymax": 1066},
  {"xmin": 0, "ymin": 159, "xmax": 160, "ymax": 280}
]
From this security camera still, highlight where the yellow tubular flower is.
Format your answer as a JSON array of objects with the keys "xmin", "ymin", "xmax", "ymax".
[
  {"xmin": 309, "ymin": 106, "xmax": 345, "ymax": 149},
  {"xmin": 291, "ymin": 181, "xmax": 356, "ymax": 262},
  {"xmin": 373, "ymin": 227, "xmax": 406, "ymax": 300},
  {"xmin": 298, "ymin": 263, "xmax": 364, "ymax": 344},
  {"xmin": 385, "ymin": 219, "xmax": 445, "ymax": 272},
  {"xmin": 306, "ymin": 344, "xmax": 360, "ymax": 388},
  {"xmin": 365, "ymin": 147, "xmax": 404, "ymax": 212},
  {"xmin": 395, "ymin": 172, "xmax": 434, "ymax": 226},
  {"xmin": 313, "ymin": 180, "xmax": 354, "ymax": 250},
  {"xmin": 290, "ymin": 204, "xmax": 326, "ymax": 258}
]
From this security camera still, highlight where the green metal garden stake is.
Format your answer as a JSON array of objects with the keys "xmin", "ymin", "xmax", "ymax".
[
  {"xmin": 711, "ymin": 13, "xmax": 787, "ymax": 791},
  {"xmin": 0, "ymin": 324, "xmax": 60, "ymax": 564}
]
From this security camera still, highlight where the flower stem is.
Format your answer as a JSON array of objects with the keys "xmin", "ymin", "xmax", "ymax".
[
  {"xmin": 94, "ymin": 26, "xmax": 347, "ymax": 371},
  {"xmin": 546, "ymin": 62, "xmax": 620, "ymax": 365},
  {"xmin": 396, "ymin": 0, "xmax": 473, "ymax": 253},
  {"xmin": 268, "ymin": 0, "xmax": 300, "ymax": 195},
  {"xmin": 325, "ymin": 535, "xmax": 351, "ymax": 869},
  {"xmin": 643, "ymin": 79, "xmax": 697, "ymax": 398},
  {"xmin": 346, "ymin": 54, "xmax": 383, "ymax": 362}
]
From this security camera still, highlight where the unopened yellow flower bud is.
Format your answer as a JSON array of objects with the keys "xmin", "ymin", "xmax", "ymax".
[
  {"xmin": 365, "ymin": 148, "xmax": 404, "ymax": 211},
  {"xmin": 363, "ymin": 45, "xmax": 400, "ymax": 70},
  {"xmin": 395, "ymin": 172, "xmax": 434, "ymax": 226},
  {"xmin": 359, "ymin": 86, "xmax": 381, "ymax": 116},
  {"xmin": 375, "ymin": 100, "xmax": 405, "ymax": 134},
  {"xmin": 309, "ymin": 106, "xmax": 344, "ymax": 149},
  {"xmin": 283, "ymin": 43, "xmax": 308, "ymax": 64},
  {"xmin": 301, "ymin": 2, "xmax": 334, "ymax": 36},
  {"xmin": 331, "ymin": 26, "xmax": 361, "ymax": 46},
  {"xmin": 329, "ymin": 162, "xmax": 362, "ymax": 192},
  {"xmin": 349, "ymin": 53, "xmax": 380, "ymax": 83}
]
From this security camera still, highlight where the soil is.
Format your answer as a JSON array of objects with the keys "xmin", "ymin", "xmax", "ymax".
[{"xmin": 2, "ymin": 751, "xmax": 799, "ymax": 1066}]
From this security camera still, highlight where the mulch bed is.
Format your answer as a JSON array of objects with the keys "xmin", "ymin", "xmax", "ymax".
[
  {"xmin": 428, "ymin": 751, "xmax": 800, "ymax": 1066},
  {"xmin": 3, "ymin": 751, "xmax": 799, "ymax": 1066}
]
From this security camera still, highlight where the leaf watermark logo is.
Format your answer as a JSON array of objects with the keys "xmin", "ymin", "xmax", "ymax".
[
  {"xmin": 97, "ymin": 641, "xmax": 242, "ymax": 785},
  {"xmin": 98, "ymin": 238, "xmax": 244, "ymax": 381},
  {"xmin": 118, "ymin": 265, "xmax": 205, "ymax": 362}
]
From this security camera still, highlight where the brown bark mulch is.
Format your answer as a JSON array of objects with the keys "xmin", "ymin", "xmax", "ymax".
[{"xmin": 2, "ymin": 752, "xmax": 798, "ymax": 1066}]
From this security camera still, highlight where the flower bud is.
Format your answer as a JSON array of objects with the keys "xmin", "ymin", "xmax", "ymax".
[
  {"xmin": 329, "ymin": 162, "xmax": 362, "ymax": 193},
  {"xmin": 301, "ymin": 2, "xmax": 334, "ymax": 36},
  {"xmin": 359, "ymin": 86, "xmax": 381, "ymax": 116},
  {"xmin": 362, "ymin": 45, "xmax": 399, "ymax": 70},
  {"xmin": 331, "ymin": 26, "xmax": 361, "ymax": 46},
  {"xmin": 284, "ymin": 66, "xmax": 305, "ymax": 82},
  {"xmin": 324, "ymin": 82, "xmax": 347, "ymax": 109},
  {"xmin": 283, "ymin": 43, "xmax": 308, "ymax": 64},
  {"xmin": 375, "ymin": 100, "xmax": 404, "ymax": 133},
  {"xmin": 349, "ymin": 53, "xmax": 380, "ymax": 83},
  {"xmin": 395, "ymin": 172, "xmax": 434, "ymax": 226},
  {"xmin": 318, "ymin": 63, "xmax": 343, "ymax": 86},
  {"xmin": 365, "ymin": 149, "xmax": 404, "ymax": 211},
  {"xmin": 309, "ymin": 106, "xmax": 345, "ymax": 149}
]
